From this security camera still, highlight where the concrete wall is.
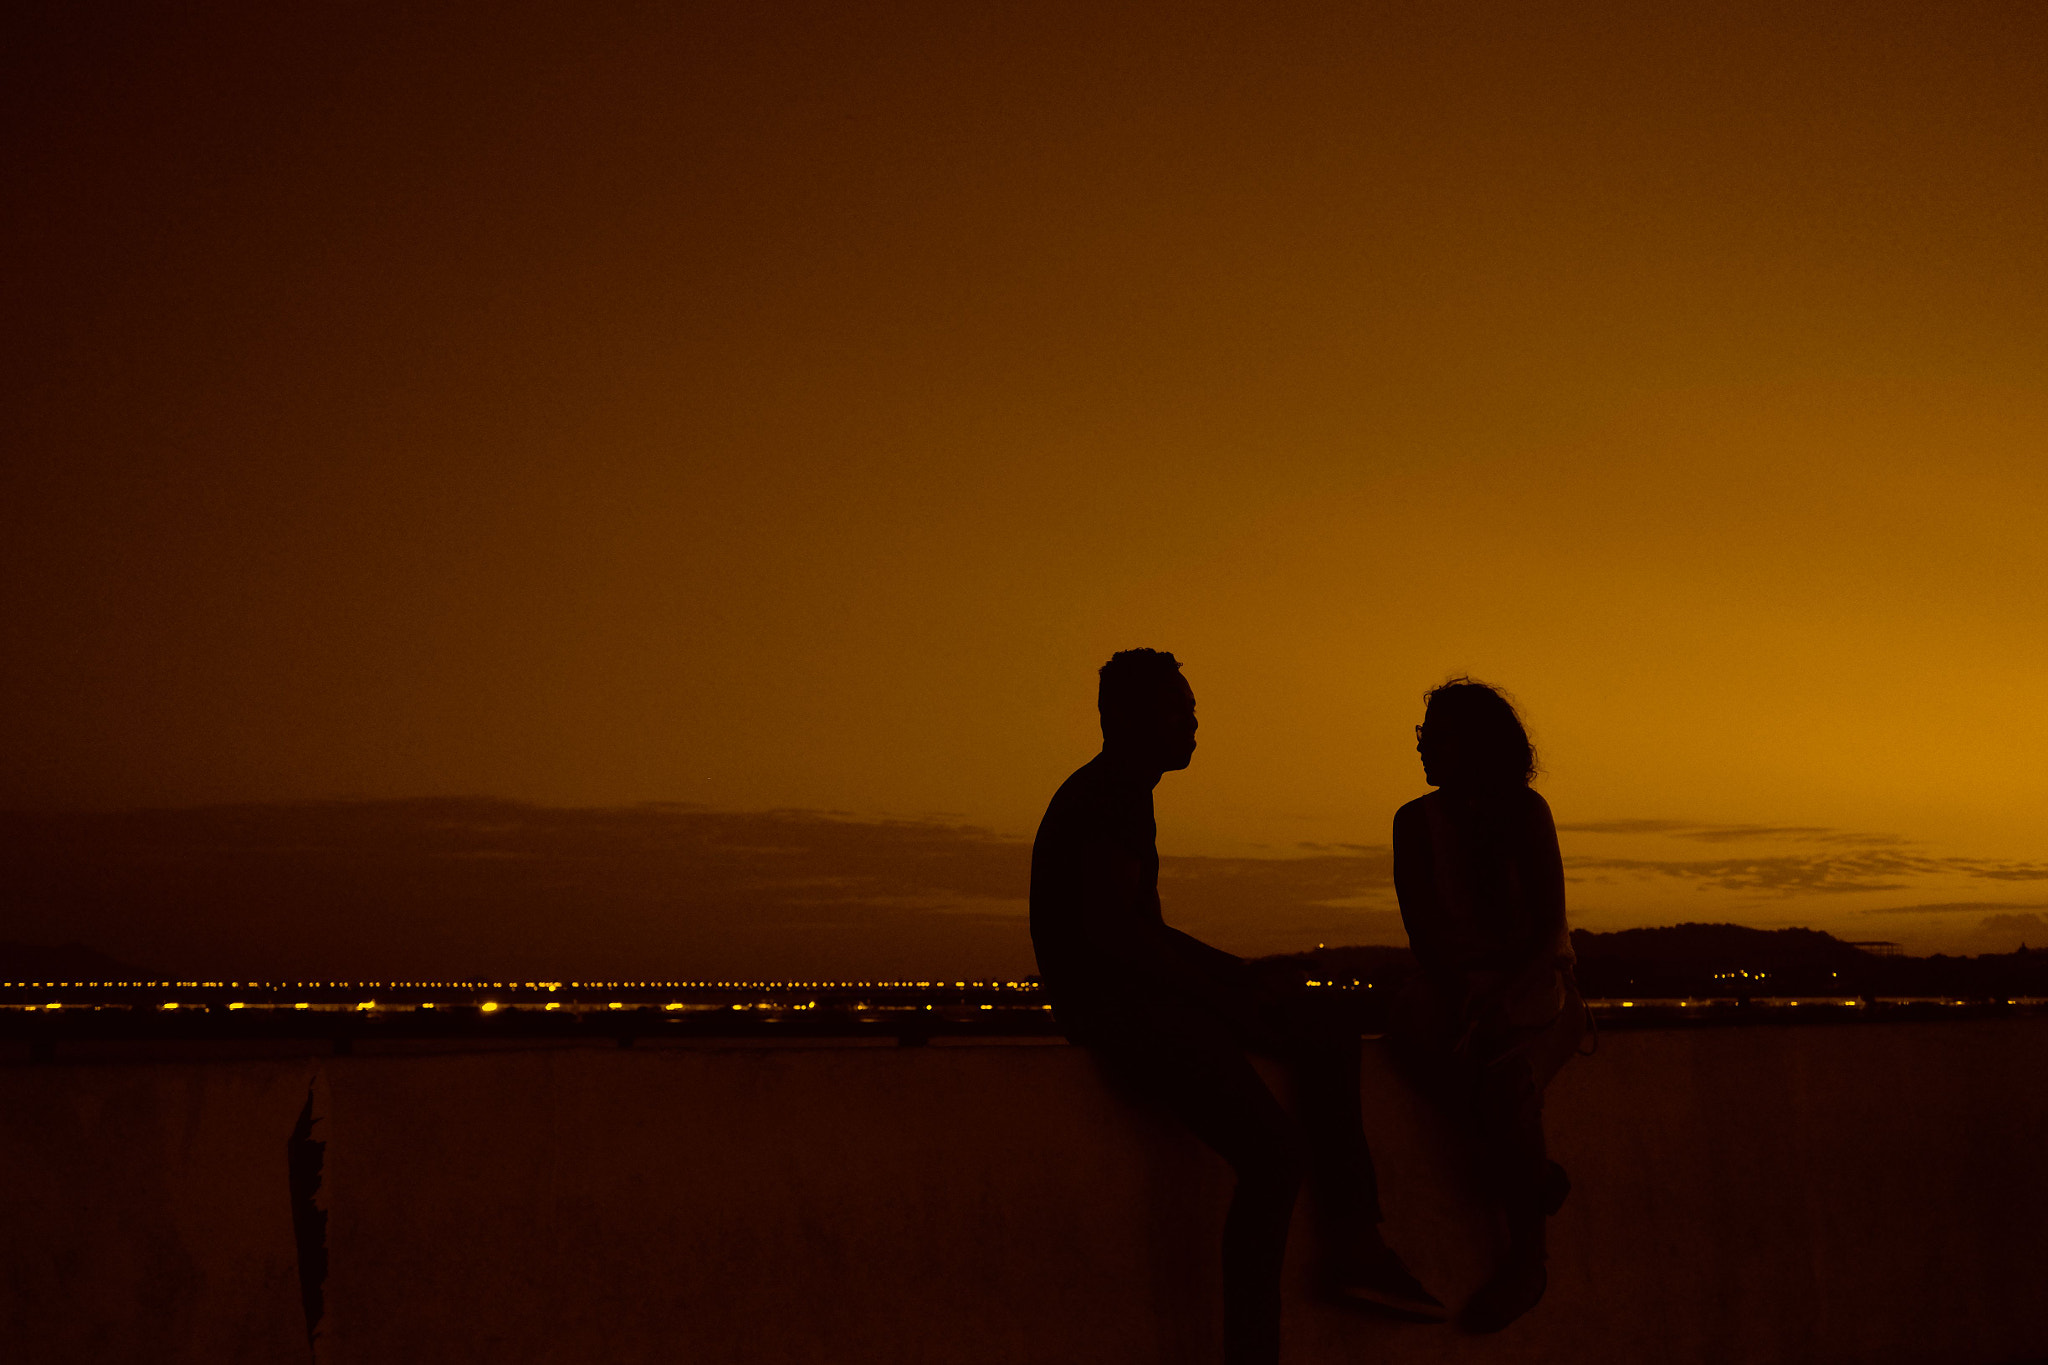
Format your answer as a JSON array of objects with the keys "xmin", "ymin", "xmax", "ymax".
[
  {"xmin": 5, "ymin": 1023, "xmax": 2046, "ymax": 1365},
  {"xmin": 0, "ymin": 1056, "xmax": 310, "ymax": 1362}
]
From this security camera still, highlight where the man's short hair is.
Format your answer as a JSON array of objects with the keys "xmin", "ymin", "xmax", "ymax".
[{"xmin": 1098, "ymin": 648, "xmax": 1185, "ymax": 725}]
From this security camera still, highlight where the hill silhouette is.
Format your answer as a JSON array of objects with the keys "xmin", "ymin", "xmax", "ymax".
[{"xmin": 1257, "ymin": 923, "xmax": 2046, "ymax": 1001}]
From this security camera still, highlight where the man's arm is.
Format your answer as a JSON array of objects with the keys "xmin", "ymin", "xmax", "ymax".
[{"xmin": 1074, "ymin": 844, "xmax": 1249, "ymax": 1012}]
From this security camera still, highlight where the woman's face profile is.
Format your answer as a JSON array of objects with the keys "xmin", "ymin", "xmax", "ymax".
[
  {"xmin": 1415, "ymin": 717, "xmax": 1470, "ymax": 788},
  {"xmin": 1415, "ymin": 720, "xmax": 1442, "ymax": 786}
]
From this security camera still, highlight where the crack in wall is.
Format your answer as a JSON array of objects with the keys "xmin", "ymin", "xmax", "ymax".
[{"xmin": 286, "ymin": 1083, "xmax": 328, "ymax": 1354}]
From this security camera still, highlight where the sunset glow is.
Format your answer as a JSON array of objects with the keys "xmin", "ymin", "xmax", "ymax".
[{"xmin": 5, "ymin": 0, "xmax": 2046, "ymax": 975}]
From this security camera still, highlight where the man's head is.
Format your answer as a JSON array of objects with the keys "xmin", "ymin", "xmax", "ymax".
[{"xmin": 1097, "ymin": 648, "xmax": 1197, "ymax": 772}]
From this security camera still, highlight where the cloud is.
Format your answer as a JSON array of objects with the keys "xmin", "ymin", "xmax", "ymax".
[
  {"xmin": 1566, "ymin": 853, "xmax": 1915, "ymax": 894},
  {"xmin": 1858, "ymin": 900, "xmax": 2048, "ymax": 917},
  {"xmin": 1555, "ymin": 819, "xmax": 1698, "ymax": 836},
  {"xmin": 0, "ymin": 799, "xmax": 1036, "ymax": 980},
  {"xmin": 0, "ymin": 799, "xmax": 1401, "ymax": 980},
  {"xmin": 1981, "ymin": 913, "xmax": 2048, "ymax": 938},
  {"xmin": 1558, "ymin": 819, "xmax": 1906, "ymax": 847},
  {"xmin": 16, "ymin": 799, "xmax": 2030, "ymax": 978},
  {"xmin": 1567, "ymin": 850, "xmax": 2048, "ymax": 896},
  {"xmin": 1954, "ymin": 864, "xmax": 2048, "ymax": 883}
]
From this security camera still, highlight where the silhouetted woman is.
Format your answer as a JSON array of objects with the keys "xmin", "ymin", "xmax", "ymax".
[{"xmin": 1392, "ymin": 678, "xmax": 1583, "ymax": 1333}]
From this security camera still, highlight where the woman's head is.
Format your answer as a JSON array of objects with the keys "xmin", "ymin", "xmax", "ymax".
[{"xmin": 1416, "ymin": 678, "xmax": 1536, "ymax": 788}]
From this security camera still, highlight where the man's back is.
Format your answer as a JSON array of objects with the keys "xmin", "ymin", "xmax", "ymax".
[
  {"xmin": 1030, "ymin": 750, "xmax": 1254, "ymax": 1042},
  {"xmin": 1029, "ymin": 754, "xmax": 1163, "ymax": 1026}
]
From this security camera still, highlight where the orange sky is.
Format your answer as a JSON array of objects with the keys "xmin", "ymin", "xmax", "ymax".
[{"xmin": 5, "ymin": 0, "xmax": 2046, "ymax": 969}]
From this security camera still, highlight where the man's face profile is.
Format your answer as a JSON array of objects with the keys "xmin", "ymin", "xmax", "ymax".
[
  {"xmin": 1107, "ymin": 673, "xmax": 1198, "ymax": 772},
  {"xmin": 1160, "ymin": 676, "xmax": 1198, "ymax": 770}
]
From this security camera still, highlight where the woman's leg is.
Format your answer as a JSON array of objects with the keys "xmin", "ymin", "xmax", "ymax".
[
  {"xmin": 1474, "ymin": 1056, "xmax": 1548, "ymax": 1249},
  {"xmin": 1460, "ymin": 1054, "xmax": 1552, "ymax": 1332}
]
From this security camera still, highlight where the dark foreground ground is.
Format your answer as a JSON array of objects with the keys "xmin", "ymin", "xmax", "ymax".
[{"xmin": 3, "ymin": 1016, "xmax": 2045, "ymax": 1364}]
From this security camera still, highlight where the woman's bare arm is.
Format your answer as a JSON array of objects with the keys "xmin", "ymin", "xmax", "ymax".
[
  {"xmin": 1393, "ymin": 798, "xmax": 1452, "ymax": 981},
  {"xmin": 1521, "ymin": 789, "xmax": 1568, "ymax": 947}
]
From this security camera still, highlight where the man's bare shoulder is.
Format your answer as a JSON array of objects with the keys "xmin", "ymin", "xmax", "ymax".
[
  {"xmin": 1041, "ymin": 756, "xmax": 1110, "ymax": 816},
  {"xmin": 1035, "ymin": 756, "xmax": 1129, "ymax": 842}
]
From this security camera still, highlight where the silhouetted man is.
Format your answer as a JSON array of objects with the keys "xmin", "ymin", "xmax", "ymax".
[{"xmin": 1030, "ymin": 648, "xmax": 1443, "ymax": 1365}]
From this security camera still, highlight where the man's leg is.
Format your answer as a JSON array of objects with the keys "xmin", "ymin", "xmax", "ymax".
[
  {"xmin": 1093, "ymin": 1023, "xmax": 1303, "ymax": 1365},
  {"xmin": 1270, "ymin": 1003, "xmax": 1380, "ymax": 1235},
  {"xmin": 1270, "ymin": 990, "xmax": 1445, "ymax": 1321}
]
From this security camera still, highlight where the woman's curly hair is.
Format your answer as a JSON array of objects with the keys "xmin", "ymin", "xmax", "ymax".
[{"xmin": 1420, "ymin": 677, "xmax": 1537, "ymax": 786}]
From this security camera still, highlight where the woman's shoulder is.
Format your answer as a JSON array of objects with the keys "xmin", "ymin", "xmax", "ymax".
[
  {"xmin": 1511, "ymin": 786, "xmax": 1559, "ymax": 841},
  {"xmin": 1393, "ymin": 793, "xmax": 1435, "ymax": 826}
]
